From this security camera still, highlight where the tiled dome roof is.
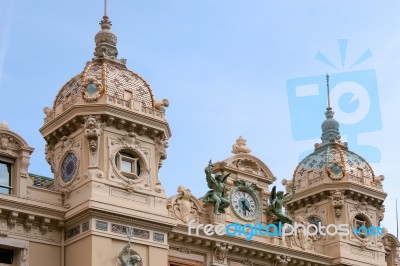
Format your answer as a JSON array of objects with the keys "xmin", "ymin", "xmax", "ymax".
[
  {"xmin": 292, "ymin": 101, "xmax": 376, "ymax": 190},
  {"xmin": 292, "ymin": 142, "xmax": 375, "ymax": 185},
  {"xmin": 52, "ymin": 15, "xmax": 155, "ymax": 110},
  {"xmin": 53, "ymin": 60, "xmax": 154, "ymax": 109}
]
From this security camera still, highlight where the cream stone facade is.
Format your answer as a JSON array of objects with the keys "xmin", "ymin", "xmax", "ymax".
[{"xmin": 0, "ymin": 11, "xmax": 399, "ymax": 266}]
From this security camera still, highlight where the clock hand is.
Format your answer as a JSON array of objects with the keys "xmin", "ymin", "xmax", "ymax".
[{"xmin": 241, "ymin": 199, "xmax": 248, "ymax": 215}]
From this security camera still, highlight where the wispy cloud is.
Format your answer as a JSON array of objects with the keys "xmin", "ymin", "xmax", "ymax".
[{"xmin": 0, "ymin": 0, "xmax": 16, "ymax": 83}]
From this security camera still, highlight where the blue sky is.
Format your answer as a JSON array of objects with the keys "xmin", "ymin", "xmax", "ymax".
[{"xmin": 1, "ymin": 0, "xmax": 399, "ymax": 235}]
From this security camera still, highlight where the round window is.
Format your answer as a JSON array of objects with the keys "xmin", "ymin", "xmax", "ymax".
[{"xmin": 61, "ymin": 153, "xmax": 78, "ymax": 183}]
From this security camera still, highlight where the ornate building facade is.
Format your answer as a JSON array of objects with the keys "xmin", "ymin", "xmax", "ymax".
[{"xmin": 0, "ymin": 11, "xmax": 399, "ymax": 266}]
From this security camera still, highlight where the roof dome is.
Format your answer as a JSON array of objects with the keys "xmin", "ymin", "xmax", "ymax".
[
  {"xmin": 53, "ymin": 61, "xmax": 154, "ymax": 109},
  {"xmin": 293, "ymin": 141, "xmax": 375, "ymax": 185},
  {"xmin": 51, "ymin": 15, "xmax": 156, "ymax": 113},
  {"xmin": 292, "ymin": 103, "xmax": 380, "ymax": 191}
]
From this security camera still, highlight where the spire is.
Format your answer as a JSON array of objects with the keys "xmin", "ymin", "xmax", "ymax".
[
  {"xmin": 93, "ymin": 0, "xmax": 118, "ymax": 60},
  {"xmin": 320, "ymin": 74, "xmax": 341, "ymax": 144}
]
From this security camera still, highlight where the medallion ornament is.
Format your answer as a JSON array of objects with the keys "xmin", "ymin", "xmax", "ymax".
[{"xmin": 82, "ymin": 76, "xmax": 103, "ymax": 102}]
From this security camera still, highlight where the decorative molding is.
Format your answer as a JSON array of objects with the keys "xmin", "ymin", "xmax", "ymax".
[
  {"xmin": 8, "ymin": 212, "xmax": 18, "ymax": 230},
  {"xmin": 0, "ymin": 134, "xmax": 20, "ymax": 151},
  {"xmin": 281, "ymin": 178, "xmax": 294, "ymax": 194},
  {"xmin": 108, "ymin": 136, "xmax": 150, "ymax": 188},
  {"xmin": 24, "ymin": 215, "xmax": 35, "ymax": 233},
  {"xmin": 241, "ymin": 258, "xmax": 253, "ymax": 266},
  {"xmin": 326, "ymin": 161, "xmax": 346, "ymax": 181},
  {"xmin": 285, "ymin": 215, "xmax": 315, "ymax": 251},
  {"xmin": 83, "ymin": 115, "xmax": 103, "ymax": 153},
  {"xmin": 274, "ymin": 255, "xmax": 291, "ymax": 265},
  {"xmin": 168, "ymin": 186, "xmax": 202, "ymax": 224},
  {"xmin": 213, "ymin": 242, "xmax": 231, "ymax": 264},
  {"xmin": 329, "ymin": 190, "xmax": 345, "ymax": 218},
  {"xmin": 40, "ymin": 218, "xmax": 50, "ymax": 235},
  {"xmin": 377, "ymin": 205, "xmax": 385, "ymax": 224},
  {"xmin": 154, "ymin": 135, "xmax": 168, "ymax": 160},
  {"xmin": 178, "ymin": 247, "xmax": 192, "ymax": 254}
]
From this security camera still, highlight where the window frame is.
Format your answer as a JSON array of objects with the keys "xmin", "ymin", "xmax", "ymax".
[
  {"xmin": 116, "ymin": 150, "xmax": 142, "ymax": 179},
  {"xmin": 0, "ymin": 158, "xmax": 13, "ymax": 195},
  {"xmin": 353, "ymin": 214, "xmax": 370, "ymax": 239},
  {"xmin": 0, "ymin": 248, "xmax": 14, "ymax": 265}
]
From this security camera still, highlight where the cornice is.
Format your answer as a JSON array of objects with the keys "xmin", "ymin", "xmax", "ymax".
[
  {"xmin": 169, "ymin": 226, "xmax": 333, "ymax": 265},
  {"xmin": 286, "ymin": 181, "xmax": 386, "ymax": 210},
  {"xmin": 41, "ymin": 104, "xmax": 170, "ymax": 136},
  {"xmin": 0, "ymin": 195, "xmax": 65, "ymax": 219}
]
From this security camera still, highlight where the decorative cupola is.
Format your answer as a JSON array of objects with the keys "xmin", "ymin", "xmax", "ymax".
[
  {"xmin": 38, "ymin": 7, "xmax": 175, "ymax": 265},
  {"xmin": 284, "ymin": 75, "xmax": 388, "ymax": 266}
]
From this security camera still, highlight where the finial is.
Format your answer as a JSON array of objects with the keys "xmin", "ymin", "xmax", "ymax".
[
  {"xmin": 93, "ymin": 1, "xmax": 118, "ymax": 60},
  {"xmin": 231, "ymin": 136, "xmax": 251, "ymax": 154},
  {"xmin": 326, "ymin": 73, "xmax": 331, "ymax": 109},
  {"xmin": 324, "ymin": 73, "xmax": 334, "ymax": 119},
  {"xmin": 320, "ymin": 74, "xmax": 341, "ymax": 145},
  {"xmin": 0, "ymin": 121, "xmax": 9, "ymax": 130}
]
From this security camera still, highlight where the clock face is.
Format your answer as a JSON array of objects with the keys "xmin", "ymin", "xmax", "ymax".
[
  {"xmin": 231, "ymin": 189, "xmax": 259, "ymax": 221},
  {"xmin": 61, "ymin": 153, "xmax": 78, "ymax": 183}
]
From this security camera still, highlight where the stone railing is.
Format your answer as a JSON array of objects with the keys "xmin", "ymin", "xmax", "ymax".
[{"xmin": 106, "ymin": 95, "xmax": 165, "ymax": 120}]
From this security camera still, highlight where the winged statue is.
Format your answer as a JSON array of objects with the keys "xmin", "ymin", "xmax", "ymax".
[
  {"xmin": 267, "ymin": 185, "xmax": 295, "ymax": 225},
  {"xmin": 202, "ymin": 160, "xmax": 230, "ymax": 214}
]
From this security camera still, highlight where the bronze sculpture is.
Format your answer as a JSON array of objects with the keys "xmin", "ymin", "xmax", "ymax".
[
  {"xmin": 268, "ymin": 185, "xmax": 295, "ymax": 225},
  {"xmin": 203, "ymin": 160, "xmax": 230, "ymax": 214},
  {"xmin": 117, "ymin": 243, "xmax": 142, "ymax": 266}
]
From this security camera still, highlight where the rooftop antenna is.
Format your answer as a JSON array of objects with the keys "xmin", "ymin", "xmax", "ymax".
[{"xmin": 326, "ymin": 73, "xmax": 331, "ymax": 109}]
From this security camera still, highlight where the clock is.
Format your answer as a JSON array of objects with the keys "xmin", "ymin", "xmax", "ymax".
[
  {"xmin": 230, "ymin": 186, "xmax": 260, "ymax": 221},
  {"xmin": 61, "ymin": 153, "xmax": 78, "ymax": 183}
]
